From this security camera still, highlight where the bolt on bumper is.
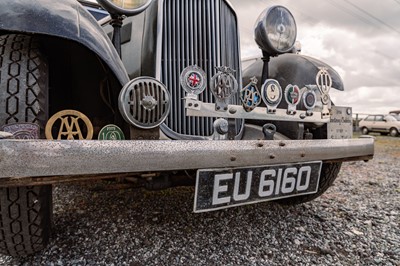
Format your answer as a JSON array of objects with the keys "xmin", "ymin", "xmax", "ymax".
[{"xmin": 0, "ymin": 138, "xmax": 374, "ymax": 182}]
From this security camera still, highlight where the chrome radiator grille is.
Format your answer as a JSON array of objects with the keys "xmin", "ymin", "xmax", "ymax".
[{"xmin": 160, "ymin": 0, "xmax": 242, "ymax": 139}]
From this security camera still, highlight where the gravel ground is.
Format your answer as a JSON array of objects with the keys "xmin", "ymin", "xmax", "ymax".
[{"xmin": 1, "ymin": 135, "xmax": 399, "ymax": 265}]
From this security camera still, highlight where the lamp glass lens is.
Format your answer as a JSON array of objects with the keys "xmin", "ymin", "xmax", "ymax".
[
  {"xmin": 109, "ymin": 0, "xmax": 148, "ymax": 9},
  {"xmin": 266, "ymin": 7, "xmax": 296, "ymax": 53}
]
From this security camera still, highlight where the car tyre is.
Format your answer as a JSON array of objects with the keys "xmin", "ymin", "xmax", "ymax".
[
  {"xmin": 0, "ymin": 34, "xmax": 52, "ymax": 256},
  {"xmin": 390, "ymin": 128, "xmax": 399, "ymax": 137},
  {"xmin": 0, "ymin": 186, "xmax": 52, "ymax": 257},
  {"xmin": 276, "ymin": 162, "xmax": 342, "ymax": 205},
  {"xmin": 361, "ymin": 127, "xmax": 369, "ymax": 135}
]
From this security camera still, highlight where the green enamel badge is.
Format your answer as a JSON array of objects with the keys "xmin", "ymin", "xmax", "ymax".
[{"xmin": 98, "ymin": 125, "xmax": 125, "ymax": 140}]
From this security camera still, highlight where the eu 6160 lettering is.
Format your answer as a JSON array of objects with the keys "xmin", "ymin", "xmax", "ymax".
[{"xmin": 195, "ymin": 162, "xmax": 322, "ymax": 212}]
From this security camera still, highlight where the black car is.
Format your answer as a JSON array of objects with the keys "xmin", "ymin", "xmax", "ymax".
[{"xmin": 0, "ymin": 0, "xmax": 373, "ymax": 256}]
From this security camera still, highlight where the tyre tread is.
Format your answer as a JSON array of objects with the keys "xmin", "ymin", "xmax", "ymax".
[
  {"xmin": 0, "ymin": 33, "xmax": 51, "ymax": 257},
  {"xmin": 0, "ymin": 34, "xmax": 47, "ymax": 133},
  {"xmin": 0, "ymin": 186, "xmax": 52, "ymax": 256}
]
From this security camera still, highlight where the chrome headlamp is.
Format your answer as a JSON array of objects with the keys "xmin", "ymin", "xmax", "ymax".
[
  {"xmin": 254, "ymin": 6, "xmax": 297, "ymax": 56},
  {"xmin": 97, "ymin": 0, "xmax": 152, "ymax": 16}
]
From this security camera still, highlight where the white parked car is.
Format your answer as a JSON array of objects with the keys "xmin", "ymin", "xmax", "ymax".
[{"xmin": 359, "ymin": 114, "xmax": 400, "ymax": 137}]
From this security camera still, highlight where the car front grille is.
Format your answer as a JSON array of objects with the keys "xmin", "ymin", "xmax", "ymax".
[{"xmin": 160, "ymin": 0, "xmax": 242, "ymax": 139}]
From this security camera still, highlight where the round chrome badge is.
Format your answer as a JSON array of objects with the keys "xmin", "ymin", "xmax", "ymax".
[
  {"xmin": 284, "ymin": 84, "xmax": 301, "ymax": 105},
  {"xmin": 261, "ymin": 79, "xmax": 283, "ymax": 113},
  {"xmin": 261, "ymin": 79, "xmax": 282, "ymax": 104},
  {"xmin": 180, "ymin": 65, "xmax": 207, "ymax": 95},
  {"xmin": 302, "ymin": 89, "xmax": 317, "ymax": 110},
  {"xmin": 284, "ymin": 84, "xmax": 301, "ymax": 115}
]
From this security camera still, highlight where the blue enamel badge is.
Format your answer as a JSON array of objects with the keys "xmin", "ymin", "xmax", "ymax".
[{"xmin": 240, "ymin": 77, "xmax": 261, "ymax": 112}]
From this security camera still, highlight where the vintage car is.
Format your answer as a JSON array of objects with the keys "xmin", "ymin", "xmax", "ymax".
[
  {"xmin": 359, "ymin": 114, "xmax": 400, "ymax": 137},
  {"xmin": 0, "ymin": 0, "xmax": 373, "ymax": 257}
]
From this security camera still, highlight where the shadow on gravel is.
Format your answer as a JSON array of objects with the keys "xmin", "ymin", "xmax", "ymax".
[{"xmin": 7, "ymin": 182, "xmax": 333, "ymax": 265}]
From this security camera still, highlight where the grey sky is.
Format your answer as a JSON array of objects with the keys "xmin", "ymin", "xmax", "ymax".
[{"xmin": 230, "ymin": 0, "xmax": 400, "ymax": 114}]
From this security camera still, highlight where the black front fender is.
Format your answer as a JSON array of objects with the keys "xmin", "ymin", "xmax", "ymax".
[
  {"xmin": 0, "ymin": 0, "xmax": 129, "ymax": 86},
  {"xmin": 243, "ymin": 54, "xmax": 344, "ymax": 91}
]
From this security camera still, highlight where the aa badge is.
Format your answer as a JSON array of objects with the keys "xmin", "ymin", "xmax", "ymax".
[
  {"xmin": 98, "ymin": 124, "xmax": 125, "ymax": 140},
  {"xmin": 210, "ymin": 66, "xmax": 238, "ymax": 110},
  {"xmin": 261, "ymin": 79, "xmax": 283, "ymax": 114},
  {"xmin": 45, "ymin": 110, "xmax": 94, "ymax": 140},
  {"xmin": 240, "ymin": 77, "xmax": 261, "ymax": 112},
  {"xmin": 1, "ymin": 123, "xmax": 40, "ymax": 139},
  {"xmin": 316, "ymin": 67, "xmax": 332, "ymax": 117},
  {"xmin": 316, "ymin": 67, "xmax": 332, "ymax": 94}
]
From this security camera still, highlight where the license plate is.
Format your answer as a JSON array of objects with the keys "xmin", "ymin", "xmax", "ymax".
[{"xmin": 194, "ymin": 161, "xmax": 322, "ymax": 212}]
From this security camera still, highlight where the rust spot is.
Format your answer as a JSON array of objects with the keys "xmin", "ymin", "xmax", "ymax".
[
  {"xmin": 230, "ymin": 157, "xmax": 236, "ymax": 162},
  {"xmin": 301, "ymin": 153, "xmax": 306, "ymax": 158},
  {"xmin": 270, "ymin": 155, "xmax": 275, "ymax": 159}
]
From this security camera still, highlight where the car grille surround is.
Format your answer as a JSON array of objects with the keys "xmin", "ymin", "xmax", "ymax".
[{"xmin": 160, "ymin": 0, "xmax": 243, "ymax": 139}]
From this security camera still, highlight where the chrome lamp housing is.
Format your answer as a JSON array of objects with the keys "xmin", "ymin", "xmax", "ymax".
[
  {"xmin": 96, "ymin": 0, "xmax": 152, "ymax": 16},
  {"xmin": 254, "ymin": 6, "xmax": 297, "ymax": 56}
]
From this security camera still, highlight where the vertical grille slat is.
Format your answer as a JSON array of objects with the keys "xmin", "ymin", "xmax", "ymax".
[{"xmin": 161, "ymin": 0, "xmax": 242, "ymax": 138}]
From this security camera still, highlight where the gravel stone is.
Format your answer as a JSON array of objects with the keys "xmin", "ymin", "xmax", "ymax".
[{"xmin": 0, "ymin": 135, "xmax": 399, "ymax": 265}]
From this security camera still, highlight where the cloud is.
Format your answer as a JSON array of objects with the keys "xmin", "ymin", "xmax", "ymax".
[
  {"xmin": 330, "ymin": 87, "xmax": 399, "ymax": 114},
  {"xmin": 230, "ymin": 0, "xmax": 400, "ymax": 114}
]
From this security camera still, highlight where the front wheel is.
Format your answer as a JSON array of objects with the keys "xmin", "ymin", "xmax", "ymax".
[
  {"xmin": 276, "ymin": 162, "xmax": 342, "ymax": 205},
  {"xmin": 0, "ymin": 34, "xmax": 52, "ymax": 256},
  {"xmin": 390, "ymin": 128, "xmax": 399, "ymax": 137},
  {"xmin": 361, "ymin": 127, "xmax": 369, "ymax": 135},
  {"xmin": 0, "ymin": 186, "xmax": 52, "ymax": 257}
]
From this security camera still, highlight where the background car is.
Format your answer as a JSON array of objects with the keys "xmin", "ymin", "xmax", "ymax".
[{"xmin": 359, "ymin": 114, "xmax": 400, "ymax": 137}]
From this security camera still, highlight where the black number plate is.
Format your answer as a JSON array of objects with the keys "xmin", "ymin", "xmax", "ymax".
[{"xmin": 194, "ymin": 161, "xmax": 322, "ymax": 212}]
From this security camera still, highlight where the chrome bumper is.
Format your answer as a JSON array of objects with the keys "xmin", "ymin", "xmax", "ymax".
[{"xmin": 0, "ymin": 138, "xmax": 374, "ymax": 180}]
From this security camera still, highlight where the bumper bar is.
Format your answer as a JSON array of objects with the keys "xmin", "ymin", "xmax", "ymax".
[{"xmin": 0, "ymin": 138, "xmax": 373, "ymax": 181}]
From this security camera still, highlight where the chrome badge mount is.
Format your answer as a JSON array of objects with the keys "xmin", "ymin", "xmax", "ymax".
[
  {"xmin": 210, "ymin": 66, "xmax": 238, "ymax": 111},
  {"xmin": 240, "ymin": 77, "xmax": 261, "ymax": 112}
]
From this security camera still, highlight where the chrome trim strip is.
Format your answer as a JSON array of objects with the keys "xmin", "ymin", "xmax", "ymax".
[
  {"xmin": 0, "ymin": 138, "xmax": 374, "ymax": 178},
  {"xmin": 155, "ymin": 0, "xmax": 164, "ymax": 79},
  {"xmin": 185, "ymin": 99, "xmax": 330, "ymax": 123}
]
